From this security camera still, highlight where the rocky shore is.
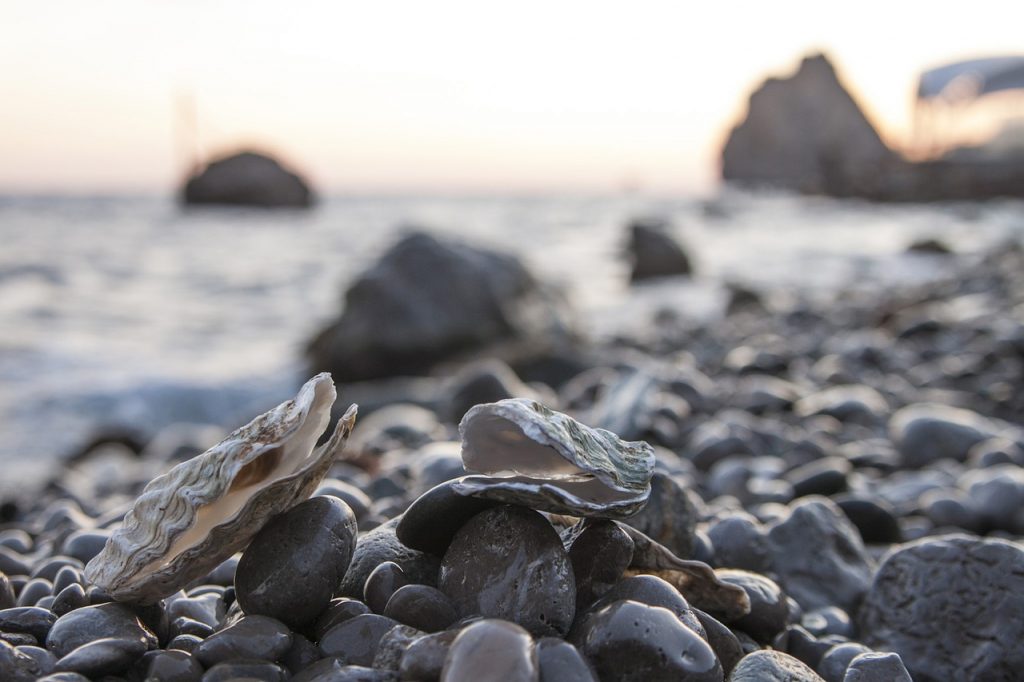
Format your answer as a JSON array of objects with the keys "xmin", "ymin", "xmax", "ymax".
[{"xmin": 1, "ymin": 231, "xmax": 1023, "ymax": 681}]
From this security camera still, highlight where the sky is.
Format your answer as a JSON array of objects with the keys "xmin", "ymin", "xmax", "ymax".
[{"xmin": 1, "ymin": 1, "xmax": 1022, "ymax": 195}]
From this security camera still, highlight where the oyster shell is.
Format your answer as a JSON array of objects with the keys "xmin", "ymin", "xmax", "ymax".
[
  {"xmin": 451, "ymin": 399, "xmax": 655, "ymax": 518},
  {"xmin": 85, "ymin": 373, "xmax": 356, "ymax": 603}
]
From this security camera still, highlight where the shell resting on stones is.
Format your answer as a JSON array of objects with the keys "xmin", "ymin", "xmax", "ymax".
[
  {"xmin": 84, "ymin": 373, "xmax": 357, "ymax": 603},
  {"xmin": 452, "ymin": 399, "xmax": 655, "ymax": 518}
]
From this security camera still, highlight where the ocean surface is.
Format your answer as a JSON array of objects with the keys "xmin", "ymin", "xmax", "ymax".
[{"xmin": 2, "ymin": 191, "xmax": 1022, "ymax": 493}]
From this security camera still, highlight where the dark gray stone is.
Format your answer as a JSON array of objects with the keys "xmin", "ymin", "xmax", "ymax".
[
  {"xmin": 372, "ymin": 623, "xmax": 424, "ymax": 672},
  {"xmin": 396, "ymin": 480, "xmax": 499, "ymax": 557},
  {"xmin": 832, "ymin": 496, "xmax": 902, "ymax": 545},
  {"xmin": 183, "ymin": 150, "xmax": 313, "ymax": 208},
  {"xmin": 767, "ymin": 497, "xmax": 873, "ymax": 612},
  {"xmin": 817, "ymin": 642, "xmax": 871, "ymax": 682},
  {"xmin": 563, "ymin": 519, "xmax": 634, "ymax": 609},
  {"xmin": 859, "ymin": 535, "xmax": 1024, "ymax": 681},
  {"xmin": 890, "ymin": 404, "xmax": 999, "ymax": 467},
  {"xmin": 310, "ymin": 598, "xmax": 371, "ymax": 641},
  {"xmin": 46, "ymin": 602, "xmax": 157, "ymax": 657},
  {"xmin": 729, "ymin": 649, "xmax": 825, "ymax": 681},
  {"xmin": 785, "ymin": 457, "xmax": 851, "ymax": 499},
  {"xmin": 14, "ymin": 644, "xmax": 55, "ymax": 676},
  {"xmin": 364, "ymin": 561, "xmax": 408, "ymax": 615},
  {"xmin": 15, "ymin": 578, "xmax": 52, "ymax": 607},
  {"xmin": 338, "ymin": 517, "xmax": 441, "ymax": 598},
  {"xmin": 694, "ymin": 608, "xmax": 743, "ymax": 675},
  {"xmin": 146, "ymin": 649, "xmax": 204, "ymax": 682},
  {"xmin": 0, "ymin": 639, "xmax": 41, "ymax": 682},
  {"xmin": 383, "ymin": 584, "xmax": 457, "ymax": 633},
  {"xmin": 842, "ymin": 651, "xmax": 912, "ymax": 682},
  {"xmin": 280, "ymin": 632, "xmax": 320, "ymax": 675},
  {"xmin": 627, "ymin": 218, "xmax": 693, "ymax": 282},
  {"xmin": 801, "ymin": 607, "xmax": 854, "ymax": 639},
  {"xmin": 717, "ymin": 569, "xmax": 788, "ymax": 644},
  {"xmin": 52, "ymin": 637, "xmax": 147, "ymax": 677},
  {"xmin": 441, "ymin": 619, "xmax": 538, "ymax": 682},
  {"xmin": 236, "ymin": 495, "xmax": 357, "ymax": 630},
  {"xmin": 579, "ymin": 600, "xmax": 721, "ymax": 682},
  {"xmin": 439, "ymin": 505, "xmax": 575, "ymax": 637},
  {"xmin": 0, "ymin": 573, "xmax": 14, "ymax": 610},
  {"xmin": 621, "ymin": 472, "xmax": 696, "ymax": 558},
  {"xmin": 586, "ymin": 575, "xmax": 705, "ymax": 639},
  {"xmin": 535, "ymin": 637, "xmax": 596, "ymax": 682},
  {"xmin": 306, "ymin": 231, "xmax": 576, "ymax": 382},
  {"xmin": 192, "ymin": 615, "xmax": 292, "ymax": 668},
  {"xmin": 0, "ymin": 607, "xmax": 57, "ymax": 641},
  {"xmin": 706, "ymin": 514, "xmax": 774, "ymax": 573},
  {"xmin": 200, "ymin": 658, "xmax": 289, "ymax": 681},
  {"xmin": 398, "ymin": 630, "xmax": 457, "ymax": 682},
  {"xmin": 319, "ymin": 613, "xmax": 399, "ymax": 666}
]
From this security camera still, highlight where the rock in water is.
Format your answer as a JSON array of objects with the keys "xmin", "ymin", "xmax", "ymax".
[
  {"xmin": 182, "ymin": 150, "xmax": 313, "ymax": 208},
  {"xmin": 439, "ymin": 505, "xmax": 575, "ymax": 637},
  {"xmin": 858, "ymin": 534, "xmax": 1024, "ymax": 681},
  {"xmin": 627, "ymin": 218, "xmax": 693, "ymax": 282},
  {"xmin": 234, "ymin": 495, "xmax": 358, "ymax": 629},
  {"xmin": 721, "ymin": 53, "xmax": 894, "ymax": 198},
  {"xmin": 306, "ymin": 231, "xmax": 577, "ymax": 382}
]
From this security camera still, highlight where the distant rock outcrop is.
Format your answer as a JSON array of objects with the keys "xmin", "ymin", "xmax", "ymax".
[
  {"xmin": 722, "ymin": 54, "xmax": 897, "ymax": 198},
  {"xmin": 721, "ymin": 53, "xmax": 1024, "ymax": 201},
  {"xmin": 627, "ymin": 218, "xmax": 693, "ymax": 282},
  {"xmin": 306, "ymin": 231, "xmax": 578, "ymax": 383},
  {"xmin": 183, "ymin": 151, "xmax": 314, "ymax": 208}
]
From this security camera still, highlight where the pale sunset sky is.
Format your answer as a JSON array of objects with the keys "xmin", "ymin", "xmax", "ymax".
[{"xmin": 1, "ymin": 1, "xmax": 1021, "ymax": 195}]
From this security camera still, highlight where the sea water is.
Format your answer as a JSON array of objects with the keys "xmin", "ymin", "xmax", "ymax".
[{"xmin": 1, "ymin": 190, "xmax": 1021, "ymax": 492}]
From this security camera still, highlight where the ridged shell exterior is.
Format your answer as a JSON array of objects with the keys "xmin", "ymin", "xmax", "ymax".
[
  {"xmin": 454, "ymin": 399, "xmax": 655, "ymax": 518},
  {"xmin": 85, "ymin": 373, "xmax": 356, "ymax": 603}
]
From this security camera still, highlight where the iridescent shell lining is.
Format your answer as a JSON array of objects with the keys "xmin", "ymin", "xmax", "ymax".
[
  {"xmin": 85, "ymin": 373, "xmax": 356, "ymax": 603},
  {"xmin": 452, "ymin": 399, "xmax": 655, "ymax": 518}
]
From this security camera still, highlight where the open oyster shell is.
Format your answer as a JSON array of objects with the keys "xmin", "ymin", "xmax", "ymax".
[
  {"xmin": 451, "ymin": 399, "xmax": 655, "ymax": 518},
  {"xmin": 85, "ymin": 373, "xmax": 356, "ymax": 603}
]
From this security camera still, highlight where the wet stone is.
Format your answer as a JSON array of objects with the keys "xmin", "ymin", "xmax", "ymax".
[
  {"xmin": 564, "ymin": 519, "xmax": 634, "ymax": 609},
  {"xmin": 440, "ymin": 505, "xmax": 575, "ymax": 637},
  {"xmin": 16, "ymin": 578, "xmax": 53, "ymax": 607},
  {"xmin": 372, "ymin": 623, "xmax": 424, "ymax": 671},
  {"xmin": 52, "ymin": 636, "xmax": 147, "ymax": 677},
  {"xmin": 280, "ymin": 632, "xmax": 320, "ymax": 674},
  {"xmin": 0, "ymin": 639, "xmax": 42, "ymax": 682},
  {"xmin": 817, "ymin": 642, "xmax": 871, "ymax": 682},
  {"xmin": 364, "ymin": 561, "xmax": 409, "ymax": 614},
  {"xmin": 859, "ymin": 535, "xmax": 1024, "ymax": 681},
  {"xmin": 310, "ymin": 598, "xmax": 371, "ymax": 641},
  {"xmin": 441, "ymin": 619, "xmax": 538, "ymax": 682},
  {"xmin": 587, "ymin": 575, "xmax": 705, "ymax": 639},
  {"xmin": 706, "ymin": 513, "xmax": 774, "ymax": 574},
  {"xmin": 694, "ymin": 608, "xmax": 743, "ymax": 675},
  {"xmin": 319, "ymin": 613, "xmax": 399, "ymax": 666},
  {"xmin": 578, "ymin": 600, "xmax": 722, "ymax": 682},
  {"xmin": 167, "ymin": 634, "xmax": 203, "ymax": 654},
  {"xmin": 782, "ymin": 626, "xmax": 848, "ymax": 673},
  {"xmin": 167, "ymin": 593, "xmax": 225, "ymax": 628},
  {"xmin": 842, "ymin": 651, "xmax": 912, "ymax": 682},
  {"xmin": 535, "ymin": 637, "xmax": 596, "ymax": 682},
  {"xmin": 621, "ymin": 472, "xmax": 697, "ymax": 558},
  {"xmin": 45, "ymin": 602, "xmax": 156, "ymax": 657},
  {"xmin": 729, "ymin": 649, "xmax": 825, "ymax": 681},
  {"xmin": 0, "ymin": 606, "xmax": 58, "ymax": 641},
  {"xmin": 146, "ymin": 649, "xmax": 204, "ymax": 682},
  {"xmin": 51, "ymin": 567, "xmax": 83, "ymax": 595},
  {"xmin": 338, "ymin": 517, "xmax": 441, "ymax": 598},
  {"xmin": 192, "ymin": 615, "xmax": 292, "ymax": 668},
  {"xmin": 171, "ymin": 616, "xmax": 215, "ymax": 639},
  {"xmin": 398, "ymin": 629, "xmax": 457, "ymax": 682},
  {"xmin": 236, "ymin": 495, "xmax": 358, "ymax": 630},
  {"xmin": 717, "ymin": 569, "xmax": 788, "ymax": 644},
  {"xmin": 201, "ymin": 659, "xmax": 289, "ymax": 681},
  {"xmin": 383, "ymin": 584, "xmax": 457, "ymax": 632},
  {"xmin": 396, "ymin": 480, "xmax": 499, "ymax": 556}
]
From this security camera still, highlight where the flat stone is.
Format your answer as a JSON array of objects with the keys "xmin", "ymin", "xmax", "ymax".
[
  {"xmin": 319, "ymin": 613, "xmax": 399, "ymax": 666},
  {"xmin": 383, "ymin": 584, "xmax": 457, "ymax": 632},
  {"xmin": 192, "ymin": 615, "xmax": 292, "ymax": 668},
  {"xmin": 236, "ymin": 495, "xmax": 357, "ymax": 630},
  {"xmin": 859, "ymin": 534, "xmax": 1024, "ymax": 681},
  {"xmin": 45, "ymin": 602, "xmax": 156, "ymax": 657},
  {"xmin": 439, "ymin": 505, "xmax": 575, "ymax": 637},
  {"xmin": 52, "ymin": 637, "xmax": 147, "ymax": 677},
  {"xmin": 441, "ymin": 619, "xmax": 538, "ymax": 682},
  {"xmin": 0, "ymin": 607, "xmax": 57, "ymax": 641},
  {"xmin": 729, "ymin": 649, "xmax": 824, "ymax": 681}
]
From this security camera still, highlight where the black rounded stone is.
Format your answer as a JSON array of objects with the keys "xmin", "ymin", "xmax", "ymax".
[
  {"xmin": 396, "ymin": 480, "xmax": 499, "ymax": 556},
  {"xmin": 280, "ymin": 632, "xmax": 321, "ymax": 675},
  {"xmin": 0, "ymin": 607, "xmax": 57, "ymax": 642},
  {"xmin": 536, "ymin": 637, "xmax": 596, "ymax": 682},
  {"xmin": 200, "ymin": 659, "xmax": 289, "ymax": 681},
  {"xmin": 439, "ymin": 505, "xmax": 575, "ymax": 637},
  {"xmin": 383, "ymin": 584, "xmax": 458, "ymax": 633},
  {"xmin": 338, "ymin": 518, "xmax": 441, "ymax": 598},
  {"xmin": 717, "ymin": 569, "xmax": 788, "ymax": 644},
  {"xmin": 30, "ymin": 557, "xmax": 83, "ymax": 584},
  {"xmin": 398, "ymin": 630, "xmax": 457, "ymax": 682},
  {"xmin": 579, "ymin": 600, "xmax": 722, "ymax": 682},
  {"xmin": 441, "ymin": 619, "xmax": 537, "ymax": 682},
  {"xmin": 192, "ymin": 615, "xmax": 292, "ymax": 668},
  {"xmin": 45, "ymin": 602, "xmax": 157, "ymax": 658},
  {"xmin": 694, "ymin": 608, "xmax": 743, "ymax": 675},
  {"xmin": 622, "ymin": 472, "xmax": 697, "ymax": 558},
  {"xmin": 15, "ymin": 579, "xmax": 52, "ymax": 607},
  {"xmin": 52, "ymin": 637, "xmax": 147, "ymax": 678},
  {"xmin": 780, "ymin": 625, "xmax": 833, "ymax": 671},
  {"xmin": 588, "ymin": 575, "xmax": 705, "ymax": 639},
  {"xmin": 364, "ymin": 561, "xmax": 409, "ymax": 614},
  {"xmin": 817, "ymin": 642, "xmax": 871, "ymax": 682},
  {"xmin": 833, "ymin": 496, "xmax": 902, "ymax": 544},
  {"xmin": 146, "ymin": 649, "xmax": 204, "ymax": 682},
  {"xmin": 235, "ymin": 495, "xmax": 357, "ymax": 630},
  {"xmin": 318, "ymin": 613, "xmax": 399, "ymax": 666},
  {"xmin": 59, "ymin": 531, "xmax": 110, "ymax": 566},
  {"xmin": 310, "ymin": 598, "xmax": 371, "ymax": 641},
  {"xmin": 564, "ymin": 519, "xmax": 634, "ymax": 609},
  {"xmin": 166, "ymin": 634, "xmax": 204, "ymax": 654},
  {"xmin": 15, "ymin": 644, "xmax": 55, "ymax": 676}
]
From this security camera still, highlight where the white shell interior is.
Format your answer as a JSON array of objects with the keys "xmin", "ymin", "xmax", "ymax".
[
  {"xmin": 143, "ymin": 380, "xmax": 333, "ymax": 573},
  {"xmin": 462, "ymin": 414, "xmax": 592, "ymax": 481}
]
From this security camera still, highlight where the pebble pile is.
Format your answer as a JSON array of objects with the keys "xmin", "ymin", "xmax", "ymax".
[{"xmin": 2, "ymin": 241, "xmax": 1024, "ymax": 681}]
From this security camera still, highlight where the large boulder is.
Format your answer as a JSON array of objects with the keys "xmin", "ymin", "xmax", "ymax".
[
  {"xmin": 721, "ymin": 53, "xmax": 897, "ymax": 198},
  {"xmin": 182, "ymin": 151, "xmax": 313, "ymax": 208},
  {"xmin": 307, "ymin": 231, "xmax": 577, "ymax": 382},
  {"xmin": 627, "ymin": 218, "xmax": 693, "ymax": 282}
]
